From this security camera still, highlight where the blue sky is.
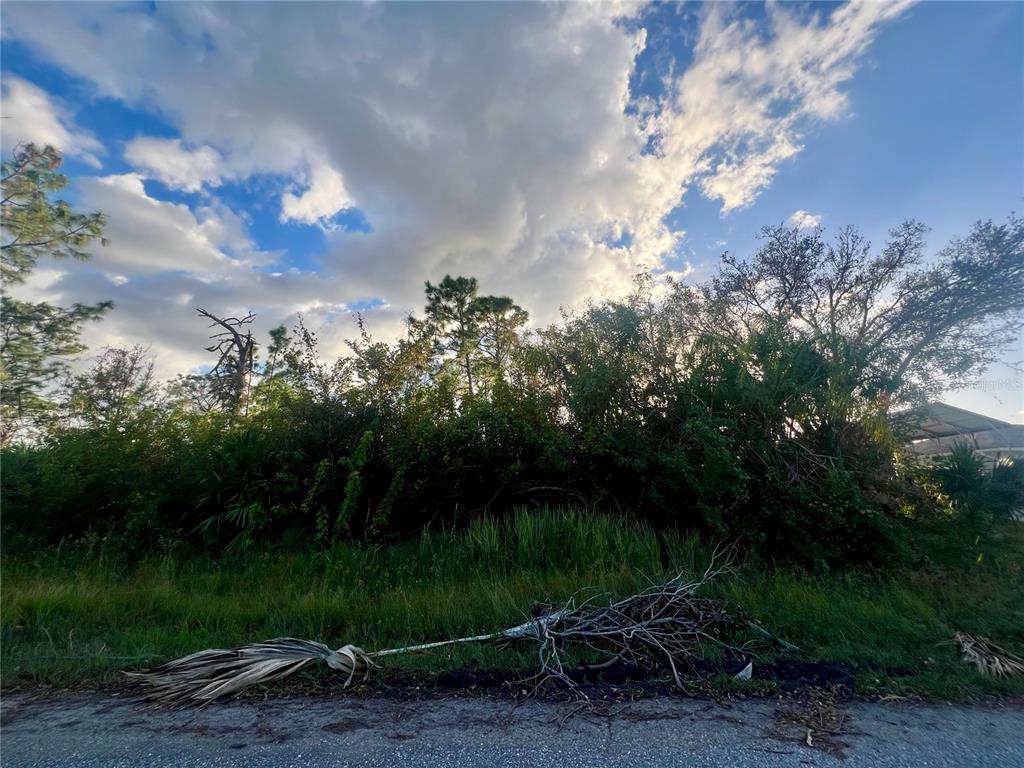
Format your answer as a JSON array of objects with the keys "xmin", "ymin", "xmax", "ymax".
[{"xmin": 1, "ymin": 1, "xmax": 1021, "ymax": 419}]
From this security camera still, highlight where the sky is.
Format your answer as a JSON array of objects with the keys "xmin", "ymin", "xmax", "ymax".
[{"xmin": 1, "ymin": 1, "xmax": 1021, "ymax": 421}]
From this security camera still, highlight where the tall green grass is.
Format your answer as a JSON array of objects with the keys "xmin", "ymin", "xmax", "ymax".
[{"xmin": 3, "ymin": 508, "xmax": 1022, "ymax": 699}]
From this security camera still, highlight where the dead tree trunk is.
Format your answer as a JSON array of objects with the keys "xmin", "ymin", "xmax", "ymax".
[{"xmin": 197, "ymin": 308, "xmax": 256, "ymax": 417}]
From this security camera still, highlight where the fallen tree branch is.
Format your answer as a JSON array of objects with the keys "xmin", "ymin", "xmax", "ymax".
[{"xmin": 127, "ymin": 556, "xmax": 796, "ymax": 706}]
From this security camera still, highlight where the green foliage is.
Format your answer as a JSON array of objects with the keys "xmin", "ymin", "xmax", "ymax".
[
  {"xmin": 1, "ymin": 145, "xmax": 112, "ymax": 445},
  {"xmin": 1, "ymin": 296, "xmax": 111, "ymax": 441},
  {"xmin": 3, "ymin": 214, "xmax": 1022, "ymax": 568},
  {"xmin": 989, "ymin": 458, "xmax": 1024, "ymax": 521},
  {"xmin": 193, "ymin": 424, "xmax": 301, "ymax": 551},
  {"xmin": 422, "ymin": 274, "xmax": 529, "ymax": 400},
  {"xmin": 63, "ymin": 345, "xmax": 157, "ymax": 430},
  {"xmin": 932, "ymin": 445, "xmax": 1024, "ymax": 525},
  {"xmin": 4, "ymin": 510, "xmax": 1022, "ymax": 700},
  {"xmin": 1, "ymin": 144, "xmax": 107, "ymax": 285},
  {"xmin": 676, "ymin": 217, "xmax": 1024, "ymax": 404},
  {"xmin": 305, "ymin": 458, "xmax": 336, "ymax": 544},
  {"xmin": 934, "ymin": 443, "xmax": 990, "ymax": 511},
  {"xmin": 337, "ymin": 430, "xmax": 374, "ymax": 537}
]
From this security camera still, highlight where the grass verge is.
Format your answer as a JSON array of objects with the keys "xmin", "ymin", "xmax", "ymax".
[{"xmin": 3, "ymin": 508, "xmax": 1022, "ymax": 699}]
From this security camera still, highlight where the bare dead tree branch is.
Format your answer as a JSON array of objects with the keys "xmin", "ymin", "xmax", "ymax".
[{"xmin": 196, "ymin": 308, "xmax": 257, "ymax": 417}]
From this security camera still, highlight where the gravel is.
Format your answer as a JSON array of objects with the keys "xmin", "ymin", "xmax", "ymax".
[{"xmin": 2, "ymin": 691, "xmax": 1022, "ymax": 767}]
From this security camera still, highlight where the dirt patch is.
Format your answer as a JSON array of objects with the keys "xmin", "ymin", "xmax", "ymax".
[
  {"xmin": 768, "ymin": 660, "xmax": 856, "ymax": 693},
  {"xmin": 5, "ymin": 655, "xmax": 866, "ymax": 711},
  {"xmin": 346, "ymin": 656, "xmax": 857, "ymax": 704}
]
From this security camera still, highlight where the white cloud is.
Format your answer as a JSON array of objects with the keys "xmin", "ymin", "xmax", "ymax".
[
  {"xmin": 73, "ymin": 173, "xmax": 278, "ymax": 277},
  {"xmin": 14, "ymin": 266, "xmax": 67, "ymax": 303},
  {"xmin": 9, "ymin": 172, "xmax": 343, "ymax": 380},
  {"xmin": 0, "ymin": 76, "xmax": 102, "ymax": 166},
  {"xmin": 124, "ymin": 137, "xmax": 222, "ymax": 192},
  {"xmin": 1, "ymin": 2, "xmax": 913, "ymax": 371},
  {"xmin": 652, "ymin": 1, "xmax": 913, "ymax": 212},
  {"xmin": 280, "ymin": 162, "xmax": 353, "ymax": 225},
  {"xmin": 789, "ymin": 210, "xmax": 823, "ymax": 229}
]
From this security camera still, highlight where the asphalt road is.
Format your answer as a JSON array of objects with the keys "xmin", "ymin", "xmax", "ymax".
[{"xmin": 2, "ymin": 692, "xmax": 1022, "ymax": 767}]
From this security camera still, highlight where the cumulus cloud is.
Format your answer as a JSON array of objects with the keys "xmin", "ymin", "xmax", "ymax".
[
  {"xmin": 789, "ymin": 210, "xmax": 823, "ymax": 229},
  {"xmin": 11, "ymin": 172, "xmax": 353, "ymax": 380},
  {"xmin": 280, "ymin": 162, "xmax": 353, "ymax": 225},
  {"xmin": 124, "ymin": 137, "xmax": 222, "ymax": 192},
  {"xmin": 0, "ymin": 76, "xmax": 102, "ymax": 166},
  {"xmin": 72, "ymin": 173, "xmax": 282, "ymax": 281},
  {"xmin": 1, "ymin": 1, "xmax": 913, "ymax": 372}
]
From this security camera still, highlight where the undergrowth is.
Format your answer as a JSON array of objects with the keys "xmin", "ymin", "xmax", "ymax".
[{"xmin": 2, "ymin": 509, "xmax": 1022, "ymax": 700}]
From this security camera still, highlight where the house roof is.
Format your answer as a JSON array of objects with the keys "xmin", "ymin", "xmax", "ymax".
[{"xmin": 900, "ymin": 402, "xmax": 1017, "ymax": 441}]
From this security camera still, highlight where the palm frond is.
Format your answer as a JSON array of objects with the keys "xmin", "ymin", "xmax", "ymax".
[
  {"xmin": 126, "ymin": 638, "xmax": 371, "ymax": 705},
  {"xmin": 955, "ymin": 633, "xmax": 1024, "ymax": 679}
]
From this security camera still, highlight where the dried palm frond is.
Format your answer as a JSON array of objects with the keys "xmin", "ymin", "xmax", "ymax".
[
  {"xmin": 129, "ymin": 556, "xmax": 792, "ymax": 706},
  {"xmin": 955, "ymin": 632, "xmax": 1024, "ymax": 679},
  {"xmin": 129, "ymin": 618, "xmax": 571, "ymax": 705},
  {"xmin": 125, "ymin": 638, "xmax": 372, "ymax": 706}
]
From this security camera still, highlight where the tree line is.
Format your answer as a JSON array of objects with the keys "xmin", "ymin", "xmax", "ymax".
[{"xmin": 3, "ymin": 144, "xmax": 1023, "ymax": 564}]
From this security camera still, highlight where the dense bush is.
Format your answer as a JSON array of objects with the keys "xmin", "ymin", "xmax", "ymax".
[
  {"xmin": 1, "ymin": 286, "xmax": 974, "ymax": 567},
  {"xmin": 4, "ymin": 151, "xmax": 1021, "ymax": 567}
]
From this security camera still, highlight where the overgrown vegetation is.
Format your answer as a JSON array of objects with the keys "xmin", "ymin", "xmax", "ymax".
[
  {"xmin": 4, "ymin": 147, "xmax": 1023, "ymax": 567},
  {"xmin": 3, "ymin": 508, "xmax": 1022, "ymax": 699},
  {"xmin": 2, "ymin": 144, "xmax": 1023, "ymax": 698}
]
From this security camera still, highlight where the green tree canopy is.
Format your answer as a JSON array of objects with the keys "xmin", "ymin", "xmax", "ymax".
[
  {"xmin": 1, "ymin": 144, "xmax": 111, "ymax": 445},
  {"xmin": 666, "ymin": 216, "xmax": 1024, "ymax": 409},
  {"xmin": 422, "ymin": 275, "xmax": 528, "ymax": 401}
]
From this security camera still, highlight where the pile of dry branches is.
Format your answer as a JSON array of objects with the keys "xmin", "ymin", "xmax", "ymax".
[
  {"xmin": 522, "ymin": 562, "xmax": 739, "ymax": 695},
  {"xmin": 128, "ymin": 558, "xmax": 791, "ymax": 706}
]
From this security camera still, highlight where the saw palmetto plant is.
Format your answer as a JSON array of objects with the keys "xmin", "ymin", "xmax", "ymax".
[{"xmin": 127, "ymin": 557, "xmax": 794, "ymax": 705}]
